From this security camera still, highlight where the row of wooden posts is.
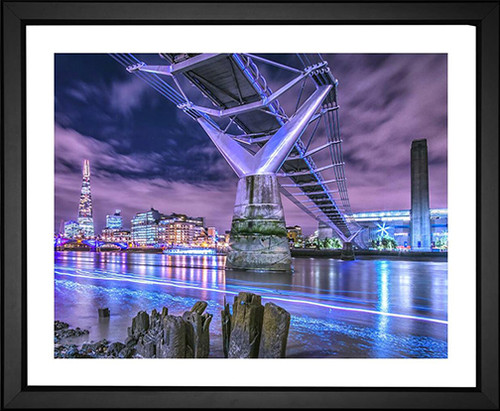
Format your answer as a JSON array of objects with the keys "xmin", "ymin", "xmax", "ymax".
[{"xmin": 124, "ymin": 292, "xmax": 291, "ymax": 358}]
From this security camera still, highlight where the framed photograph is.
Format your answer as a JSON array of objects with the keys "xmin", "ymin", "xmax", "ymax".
[{"xmin": 2, "ymin": 1, "xmax": 498, "ymax": 409}]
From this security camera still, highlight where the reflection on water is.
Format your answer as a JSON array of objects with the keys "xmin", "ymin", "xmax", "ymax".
[{"xmin": 55, "ymin": 251, "xmax": 447, "ymax": 358}]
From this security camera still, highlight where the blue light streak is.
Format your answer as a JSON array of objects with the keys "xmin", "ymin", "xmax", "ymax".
[{"xmin": 55, "ymin": 266, "xmax": 447, "ymax": 325}]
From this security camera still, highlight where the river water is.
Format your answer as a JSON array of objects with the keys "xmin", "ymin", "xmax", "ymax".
[{"xmin": 54, "ymin": 251, "xmax": 447, "ymax": 358}]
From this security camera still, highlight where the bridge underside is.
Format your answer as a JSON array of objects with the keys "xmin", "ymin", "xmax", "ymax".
[{"xmin": 114, "ymin": 53, "xmax": 361, "ymax": 271}]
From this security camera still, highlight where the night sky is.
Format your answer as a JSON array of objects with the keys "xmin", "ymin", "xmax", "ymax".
[{"xmin": 55, "ymin": 53, "xmax": 447, "ymax": 235}]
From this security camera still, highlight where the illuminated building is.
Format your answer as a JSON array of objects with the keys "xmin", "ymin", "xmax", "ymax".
[
  {"xmin": 158, "ymin": 213, "xmax": 206, "ymax": 246},
  {"xmin": 102, "ymin": 228, "xmax": 131, "ymax": 243},
  {"xmin": 131, "ymin": 208, "xmax": 161, "ymax": 246},
  {"xmin": 286, "ymin": 225, "xmax": 303, "ymax": 244},
  {"xmin": 207, "ymin": 226, "xmax": 217, "ymax": 238},
  {"xmin": 77, "ymin": 159, "xmax": 95, "ymax": 238},
  {"xmin": 350, "ymin": 209, "xmax": 448, "ymax": 249},
  {"xmin": 64, "ymin": 220, "xmax": 80, "ymax": 239},
  {"xmin": 206, "ymin": 226, "xmax": 218, "ymax": 246},
  {"xmin": 130, "ymin": 209, "xmax": 207, "ymax": 247},
  {"xmin": 106, "ymin": 209, "xmax": 123, "ymax": 230},
  {"xmin": 170, "ymin": 213, "xmax": 204, "ymax": 228},
  {"xmin": 193, "ymin": 226, "xmax": 207, "ymax": 245},
  {"xmin": 159, "ymin": 221, "xmax": 196, "ymax": 246}
]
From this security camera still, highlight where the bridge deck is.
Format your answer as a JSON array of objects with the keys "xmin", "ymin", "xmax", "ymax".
[{"xmin": 111, "ymin": 53, "xmax": 358, "ymax": 239}]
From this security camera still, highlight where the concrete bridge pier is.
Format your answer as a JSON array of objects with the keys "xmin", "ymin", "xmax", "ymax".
[
  {"xmin": 340, "ymin": 242, "xmax": 355, "ymax": 260},
  {"xmin": 228, "ymin": 174, "xmax": 291, "ymax": 271}
]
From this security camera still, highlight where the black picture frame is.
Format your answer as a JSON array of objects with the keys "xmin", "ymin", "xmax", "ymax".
[{"xmin": 1, "ymin": 1, "xmax": 498, "ymax": 409}]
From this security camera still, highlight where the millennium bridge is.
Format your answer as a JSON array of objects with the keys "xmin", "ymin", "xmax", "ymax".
[{"xmin": 110, "ymin": 53, "xmax": 362, "ymax": 271}]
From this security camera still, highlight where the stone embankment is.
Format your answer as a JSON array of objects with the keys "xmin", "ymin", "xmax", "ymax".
[
  {"xmin": 291, "ymin": 248, "xmax": 447, "ymax": 261},
  {"xmin": 54, "ymin": 293, "xmax": 290, "ymax": 359}
]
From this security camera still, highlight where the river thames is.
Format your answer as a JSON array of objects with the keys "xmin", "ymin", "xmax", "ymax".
[{"xmin": 54, "ymin": 251, "xmax": 447, "ymax": 358}]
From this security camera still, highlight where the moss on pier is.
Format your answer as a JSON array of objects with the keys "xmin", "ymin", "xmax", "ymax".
[{"xmin": 231, "ymin": 218, "xmax": 288, "ymax": 238}]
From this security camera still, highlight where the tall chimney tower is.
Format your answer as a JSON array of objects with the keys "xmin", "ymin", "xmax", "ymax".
[{"xmin": 410, "ymin": 139, "xmax": 431, "ymax": 251}]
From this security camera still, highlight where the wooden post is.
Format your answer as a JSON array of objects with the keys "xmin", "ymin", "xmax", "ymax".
[
  {"xmin": 228, "ymin": 292, "xmax": 264, "ymax": 358},
  {"xmin": 135, "ymin": 309, "xmax": 165, "ymax": 358},
  {"xmin": 259, "ymin": 302, "xmax": 291, "ymax": 358},
  {"xmin": 183, "ymin": 304, "xmax": 212, "ymax": 358},
  {"xmin": 98, "ymin": 307, "xmax": 110, "ymax": 318},
  {"xmin": 190, "ymin": 301, "xmax": 208, "ymax": 315},
  {"xmin": 157, "ymin": 315, "xmax": 187, "ymax": 358},
  {"xmin": 221, "ymin": 296, "xmax": 231, "ymax": 358},
  {"xmin": 128, "ymin": 311, "xmax": 149, "ymax": 339}
]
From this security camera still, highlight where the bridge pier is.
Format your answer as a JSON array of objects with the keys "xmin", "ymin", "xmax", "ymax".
[
  {"xmin": 228, "ymin": 174, "xmax": 291, "ymax": 271},
  {"xmin": 340, "ymin": 242, "xmax": 355, "ymax": 260},
  {"xmin": 198, "ymin": 85, "xmax": 332, "ymax": 272}
]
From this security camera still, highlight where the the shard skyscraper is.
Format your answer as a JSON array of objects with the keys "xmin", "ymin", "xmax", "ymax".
[{"xmin": 77, "ymin": 159, "xmax": 95, "ymax": 238}]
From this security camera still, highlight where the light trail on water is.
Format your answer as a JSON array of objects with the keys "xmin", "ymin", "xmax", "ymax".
[{"xmin": 55, "ymin": 266, "xmax": 448, "ymax": 325}]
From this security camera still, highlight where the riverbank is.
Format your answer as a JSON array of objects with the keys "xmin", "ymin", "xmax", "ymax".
[
  {"xmin": 55, "ymin": 251, "xmax": 448, "ymax": 358},
  {"xmin": 291, "ymin": 248, "xmax": 447, "ymax": 261},
  {"xmin": 55, "ymin": 294, "xmax": 291, "ymax": 359}
]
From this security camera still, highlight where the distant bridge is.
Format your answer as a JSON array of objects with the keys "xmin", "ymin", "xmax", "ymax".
[
  {"xmin": 55, "ymin": 237, "xmax": 128, "ymax": 250},
  {"xmin": 110, "ymin": 53, "xmax": 361, "ymax": 270}
]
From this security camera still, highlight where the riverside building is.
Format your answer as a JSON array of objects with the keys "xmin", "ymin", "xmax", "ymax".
[
  {"xmin": 101, "ymin": 229, "xmax": 131, "ymax": 243},
  {"xmin": 158, "ymin": 220, "xmax": 196, "ymax": 246},
  {"xmin": 131, "ymin": 208, "xmax": 162, "ymax": 246},
  {"xmin": 131, "ymin": 210, "xmax": 207, "ymax": 247},
  {"xmin": 64, "ymin": 220, "xmax": 80, "ymax": 239},
  {"xmin": 350, "ymin": 208, "xmax": 448, "ymax": 249},
  {"xmin": 106, "ymin": 210, "xmax": 123, "ymax": 230}
]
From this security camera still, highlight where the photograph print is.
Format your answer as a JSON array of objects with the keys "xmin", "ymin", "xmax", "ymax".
[{"xmin": 54, "ymin": 53, "xmax": 448, "ymax": 359}]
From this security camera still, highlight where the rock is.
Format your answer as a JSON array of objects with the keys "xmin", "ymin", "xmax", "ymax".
[
  {"xmin": 55, "ymin": 320, "xmax": 69, "ymax": 331},
  {"xmin": 118, "ymin": 345, "xmax": 136, "ymax": 358},
  {"xmin": 81, "ymin": 339, "xmax": 108, "ymax": 356},
  {"xmin": 125, "ymin": 336, "xmax": 137, "ymax": 347},
  {"xmin": 107, "ymin": 342, "xmax": 125, "ymax": 357},
  {"xmin": 136, "ymin": 336, "xmax": 156, "ymax": 358},
  {"xmin": 259, "ymin": 302, "xmax": 290, "ymax": 358},
  {"xmin": 98, "ymin": 308, "xmax": 110, "ymax": 318},
  {"xmin": 228, "ymin": 292, "xmax": 264, "ymax": 358},
  {"xmin": 120, "ymin": 337, "xmax": 138, "ymax": 358},
  {"xmin": 54, "ymin": 320, "xmax": 89, "ymax": 342}
]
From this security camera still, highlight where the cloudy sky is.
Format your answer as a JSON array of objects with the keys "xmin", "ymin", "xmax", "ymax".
[{"xmin": 55, "ymin": 53, "xmax": 447, "ymax": 235}]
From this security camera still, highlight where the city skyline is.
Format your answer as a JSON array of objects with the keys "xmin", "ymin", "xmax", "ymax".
[{"xmin": 55, "ymin": 53, "xmax": 447, "ymax": 234}]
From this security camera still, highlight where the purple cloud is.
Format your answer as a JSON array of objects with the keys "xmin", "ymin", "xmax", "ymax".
[{"xmin": 55, "ymin": 53, "xmax": 447, "ymax": 236}]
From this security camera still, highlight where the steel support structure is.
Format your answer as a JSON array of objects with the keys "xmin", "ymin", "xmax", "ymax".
[{"xmin": 111, "ymin": 53, "xmax": 362, "ymax": 270}]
